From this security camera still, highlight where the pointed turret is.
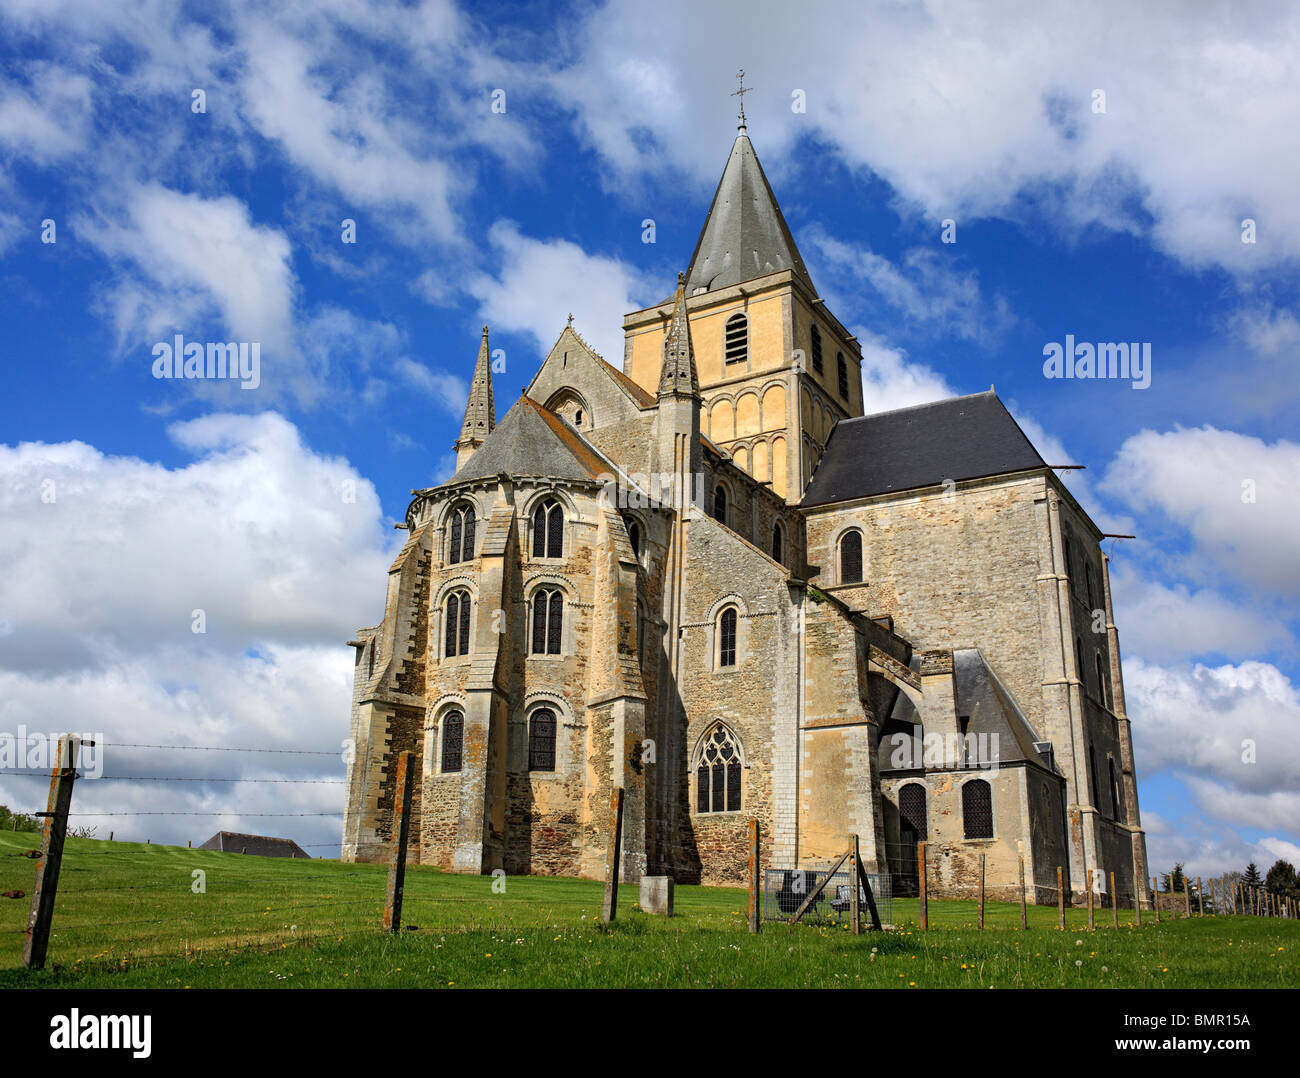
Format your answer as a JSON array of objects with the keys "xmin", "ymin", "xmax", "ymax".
[
  {"xmin": 685, "ymin": 128, "xmax": 814, "ymax": 296},
  {"xmin": 454, "ymin": 326, "xmax": 496, "ymax": 471},
  {"xmin": 652, "ymin": 272, "xmax": 702, "ymax": 505},
  {"xmin": 658, "ymin": 272, "xmax": 699, "ymax": 397}
]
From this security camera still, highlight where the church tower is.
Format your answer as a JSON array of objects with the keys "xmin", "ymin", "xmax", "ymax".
[
  {"xmin": 623, "ymin": 121, "xmax": 864, "ymax": 502},
  {"xmin": 454, "ymin": 326, "xmax": 496, "ymax": 470}
]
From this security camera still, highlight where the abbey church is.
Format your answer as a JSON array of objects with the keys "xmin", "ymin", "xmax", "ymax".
[{"xmin": 341, "ymin": 121, "xmax": 1150, "ymax": 905}]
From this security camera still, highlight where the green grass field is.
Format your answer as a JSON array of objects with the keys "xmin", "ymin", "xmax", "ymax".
[{"xmin": 1, "ymin": 832, "xmax": 1295, "ymax": 988}]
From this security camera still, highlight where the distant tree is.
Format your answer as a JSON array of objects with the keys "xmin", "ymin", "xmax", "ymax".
[
  {"xmin": 0, "ymin": 804, "xmax": 41, "ymax": 833},
  {"xmin": 1243, "ymin": 863, "xmax": 1263, "ymax": 888},
  {"xmin": 1161, "ymin": 863, "xmax": 1187, "ymax": 893},
  {"xmin": 1265, "ymin": 860, "xmax": 1298, "ymax": 900}
]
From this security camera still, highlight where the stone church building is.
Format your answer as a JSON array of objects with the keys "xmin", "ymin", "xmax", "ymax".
[{"xmin": 341, "ymin": 122, "xmax": 1149, "ymax": 905}]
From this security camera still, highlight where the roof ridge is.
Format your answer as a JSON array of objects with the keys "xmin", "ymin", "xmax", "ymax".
[{"xmin": 841, "ymin": 389, "xmax": 997, "ymax": 425}]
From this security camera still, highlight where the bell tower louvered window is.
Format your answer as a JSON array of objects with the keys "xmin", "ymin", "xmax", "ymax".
[
  {"xmin": 810, "ymin": 323, "xmax": 824, "ymax": 373},
  {"xmin": 837, "ymin": 352, "xmax": 849, "ymax": 400},
  {"xmin": 724, "ymin": 313, "xmax": 748, "ymax": 365}
]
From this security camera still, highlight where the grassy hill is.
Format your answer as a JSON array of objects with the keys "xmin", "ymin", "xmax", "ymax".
[{"xmin": 1, "ymin": 832, "xmax": 1294, "ymax": 989}]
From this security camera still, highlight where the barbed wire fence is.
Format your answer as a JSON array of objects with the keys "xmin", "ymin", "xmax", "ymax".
[{"xmin": 0, "ymin": 737, "xmax": 497, "ymax": 970}]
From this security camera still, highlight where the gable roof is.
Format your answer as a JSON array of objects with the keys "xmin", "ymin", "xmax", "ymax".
[
  {"xmin": 528, "ymin": 324, "xmax": 656, "ymax": 410},
  {"xmin": 800, "ymin": 391, "xmax": 1047, "ymax": 507},
  {"xmin": 446, "ymin": 395, "xmax": 610, "ymax": 485},
  {"xmin": 197, "ymin": 831, "xmax": 310, "ymax": 858},
  {"xmin": 685, "ymin": 130, "xmax": 815, "ymax": 296}
]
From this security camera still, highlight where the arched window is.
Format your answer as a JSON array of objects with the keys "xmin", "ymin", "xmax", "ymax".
[
  {"xmin": 1084, "ymin": 561, "xmax": 1095, "ymax": 609},
  {"xmin": 724, "ymin": 313, "xmax": 748, "ymax": 365},
  {"xmin": 836, "ymin": 352, "xmax": 849, "ymax": 399},
  {"xmin": 448, "ymin": 503, "xmax": 476, "ymax": 564},
  {"xmin": 532, "ymin": 498, "xmax": 564, "ymax": 558},
  {"xmin": 712, "ymin": 485, "xmax": 727, "ymax": 524},
  {"xmin": 839, "ymin": 530, "xmax": 863, "ymax": 584},
  {"xmin": 441, "ymin": 712, "xmax": 463, "ymax": 773},
  {"xmin": 531, "ymin": 589, "xmax": 563, "ymax": 655},
  {"xmin": 528, "ymin": 708, "xmax": 557, "ymax": 771},
  {"xmin": 718, "ymin": 606, "xmax": 738, "ymax": 668},
  {"xmin": 1095, "ymin": 652, "xmax": 1108, "ymax": 708},
  {"xmin": 696, "ymin": 725, "xmax": 742, "ymax": 813},
  {"xmin": 1088, "ymin": 745, "xmax": 1100, "ymax": 807},
  {"xmin": 626, "ymin": 519, "xmax": 640, "ymax": 558},
  {"xmin": 771, "ymin": 521, "xmax": 783, "ymax": 563},
  {"xmin": 810, "ymin": 323, "xmax": 824, "ymax": 373},
  {"xmin": 899, "ymin": 782, "xmax": 928, "ymax": 841},
  {"xmin": 444, "ymin": 591, "xmax": 471, "ymax": 658},
  {"xmin": 1108, "ymin": 757, "xmax": 1123, "ymax": 823},
  {"xmin": 962, "ymin": 779, "xmax": 993, "ymax": 839}
]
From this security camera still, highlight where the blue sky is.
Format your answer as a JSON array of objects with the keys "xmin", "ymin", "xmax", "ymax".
[{"xmin": 0, "ymin": 0, "xmax": 1297, "ymax": 873}]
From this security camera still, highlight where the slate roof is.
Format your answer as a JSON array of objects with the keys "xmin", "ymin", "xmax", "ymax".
[
  {"xmin": 447, "ymin": 395, "xmax": 611, "ymax": 485},
  {"xmin": 800, "ymin": 391, "xmax": 1047, "ymax": 507},
  {"xmin": 685, "ymin": 130, "xmax": 815, "ymax": 296},
  {"xmin": 878, "ymin": 648, "xmax": 1048, "ymax": 774},
  {"xmin": 197, "ymin": 831, "xmax": 310, "ymax": 858}
]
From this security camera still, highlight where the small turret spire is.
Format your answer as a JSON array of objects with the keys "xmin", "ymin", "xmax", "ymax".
[
  {"xmin": 658, "ymin": 272, "xmax": 699, "ymax": 397},
  {"xmin": 454, "ymin": 326, "xmax": 495, "ymax": 468}
]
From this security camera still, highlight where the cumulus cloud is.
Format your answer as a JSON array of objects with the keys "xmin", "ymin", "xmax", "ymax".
[
  {"xmin": 0, "ymin": 415, "xmax": 397, "ymax": 848},
  {"xmin": 1125, "ymin": 657, "xmax": 1300, "ymax": 801},
  {"xmin": 1101, "ymin": 425, "xmax": 1300, "ymax": 599},
  {"xmin": 555, "ymin": 0, "xmax": 1300, "ymax": 274},
  {"xmin": 467, "ymin": 220, "xmax": 658, "ymax": 365}
]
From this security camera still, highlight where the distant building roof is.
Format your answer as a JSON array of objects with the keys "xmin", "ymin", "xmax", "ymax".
[
  {"xmin": 800, "ymin": 391, "xmax": 1047, "ymax": 508},
  {"xmin": 197, "ymin": 831, "xmax": 310, "ymax": 858}
]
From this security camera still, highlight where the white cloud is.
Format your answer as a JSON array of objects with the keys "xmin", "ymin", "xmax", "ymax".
[
  {"xmin": 856, "ymin": 331, "xmax": 955, "ymax": 414},
  {"xmin": 0, "ymin": 414, "xmax": 396, "ymax": 848},
  {"xmin": 1101, "ymin": 425, "xmax": 1300, "ymax": 599},
  {"xmin": 0, "ymin": 63, "xmax": 93, "ymax": 163},
  {"xmin": 557, "ymin": 0, "xmax": 1300, "ymax": 274},
  {"xmin": 1126, "ymin": 657, "xmax": 1300, "ymax": 801},
  {"xmin": 467, "ymin": 220, "xmax": 657, "ymax": 365},
  {"xmin": 808, "ymin": 228, "xmax": 1016, "ymax": 348},
  {"xmin": 1108, "ymin": 564, "xmax": 1293, "ymax": 664}
]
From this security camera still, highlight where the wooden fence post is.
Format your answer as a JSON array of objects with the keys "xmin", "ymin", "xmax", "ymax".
[
  {"xmin": 23, "ymin": 736, "xmax": 89, "ymax": 970},
  {"xmin": 1057, "ymin": 866, "xmax": 1065, "ymax": 930},
  {"xmin": 918, "ymin": 841, "xmax": 928, "ymax": 931},
  {"xmin": 1110, "ymin": 871, "xmax": 1118, "ymax": 928},
  {"xmin": 1018, "ymin": 856, "xmax": 1027, "ymax": 930},
  {"xmin": 382, "ymin": 750, "xmax": 414, "ymax": 934},
  {"xmin": 977, "ymin": 853, "xmax": 985, "ymax": 930},
  {"xmin": 747, "ymin": 818, "xmax": 760, "ymax": 934},
  {"xmin": 1196, "ymin": 877, "xmax": 1203, "ymax": 916},
  {"xmin": 850, "ymin": 834, "xmax": 862, "ymax": 935},
  {"xmin": 1183, "ymin": 878, "xmax": 1191, "ymax": 919},
  {"xmin": 601, "ymin": 786, "xmax": 625, "ymax": 924}
]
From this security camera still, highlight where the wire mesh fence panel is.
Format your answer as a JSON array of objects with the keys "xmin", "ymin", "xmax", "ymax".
[{"xmin": 762, "ymin": 867, "xmax": 892, "ymax": 927}]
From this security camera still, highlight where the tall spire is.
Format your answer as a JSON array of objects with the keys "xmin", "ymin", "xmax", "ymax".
[
  {"xmin": 658, "ymin": 272, "xmax": 698, "ymax": 397},
  {"xmin": 455, "ymin": 326, "xmax": 495, "ymax": 468},
  {"xmin": 684, "ymin": 127, "xmax": 814, "ymax": 296}
]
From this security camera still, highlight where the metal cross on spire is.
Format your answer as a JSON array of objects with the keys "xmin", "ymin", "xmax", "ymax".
[{"xmin": 732, "ymin": 68, "xmax": 751, "ymax": 130}]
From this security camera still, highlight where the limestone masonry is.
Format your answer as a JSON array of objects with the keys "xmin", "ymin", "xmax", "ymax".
[{"xmin": 342, "ymin": 123, "xmax": 1149, "ymax": 905}]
